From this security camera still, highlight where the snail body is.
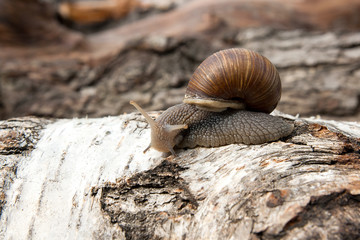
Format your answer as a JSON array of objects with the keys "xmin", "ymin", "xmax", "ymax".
[{"xmin": 130, "ymin": 48, "xmax": 293, "ymax": 155}]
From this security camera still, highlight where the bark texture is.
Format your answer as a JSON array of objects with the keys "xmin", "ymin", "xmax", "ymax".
[
  {"xmin": 0, "ymin": 113, "xmax": 359, "ymax": 239},
  {"xmin": 1, "ymin": 2, "xmax": 359, "ymax": 238}
]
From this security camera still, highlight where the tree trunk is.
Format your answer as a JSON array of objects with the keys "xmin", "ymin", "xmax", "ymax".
[{"xmin": 0, "ymin": 112, "xmax": 359, "ymax": 239}]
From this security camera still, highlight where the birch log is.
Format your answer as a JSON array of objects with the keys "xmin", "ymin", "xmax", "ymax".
[{"xmin": 0, "ymin": 112, "xmax": 359, "ymax": 239}]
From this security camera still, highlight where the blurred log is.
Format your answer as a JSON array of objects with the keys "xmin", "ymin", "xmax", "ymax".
[
  {"xmin": 58, "ymin": 0, "xmax": 360, "ymax": 31},
  {"xmin": 1, "ymin": 29, "xmax": 359, "ymax": 120},
  {"xmin": 89, "ymin": 0, "xmax": 360, "ymax": 53},
  {"xmin": 0, "ymin": 113, "xmax": 359, "ymax": 239},
  {"xmin": 0, "ymin": 0, "xmax": 83, "ymax": 47},
  {"xmin": 0, "ymin": 0, "xmax": 360, "ymax": 121}
]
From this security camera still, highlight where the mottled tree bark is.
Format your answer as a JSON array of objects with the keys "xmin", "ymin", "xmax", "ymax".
[{"xmin": 0, "ymin": 112, "xmax": 359, "ymax": 239}]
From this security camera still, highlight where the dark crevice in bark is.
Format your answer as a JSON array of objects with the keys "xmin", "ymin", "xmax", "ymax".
[{"xmin": 100, "ymin": 160, "xmax": 197, "ymax": 240}]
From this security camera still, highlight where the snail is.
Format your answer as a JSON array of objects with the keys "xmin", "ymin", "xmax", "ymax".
[{"xmin": 130, "ymin": 48, "xmax": 293, "ymax": 156}]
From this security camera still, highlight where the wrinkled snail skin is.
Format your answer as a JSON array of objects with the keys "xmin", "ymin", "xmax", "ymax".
[
  {"xmin": 130, "ymin": 48, "xmax": 294, "ymax": 155},
  {"xmin": 130, "ymin": 102, "xmax": 294, "ymax": 155},
  {"xmin": 157, "ymin": 103, "xmax": 293, "ymax": 149}
]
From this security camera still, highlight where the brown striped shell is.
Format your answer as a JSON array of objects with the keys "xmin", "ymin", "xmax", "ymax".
[{"xmin": 183, "ymin": 48, "xmax": 281, "ymax": 113}]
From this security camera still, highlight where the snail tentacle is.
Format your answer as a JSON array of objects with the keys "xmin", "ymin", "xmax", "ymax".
[{"xmin": 130, "ymin": 101, "xmax": 188, "ymax": 155}]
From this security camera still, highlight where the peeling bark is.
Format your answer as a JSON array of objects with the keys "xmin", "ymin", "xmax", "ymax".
[
  {"xmin": 100, "ymin": 160, "xmax": 197, "ymax": 240},
  {"xmin": 0, "ymin": 113, "xmax": 359, "ymax": 239}
]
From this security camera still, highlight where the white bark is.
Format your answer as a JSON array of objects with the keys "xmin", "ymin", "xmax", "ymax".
[{"xmin": 0, "ymin": 113, "xmax": 359, "ymax": 239}]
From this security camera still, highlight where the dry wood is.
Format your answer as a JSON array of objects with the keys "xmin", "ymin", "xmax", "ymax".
[{"xmin": 0, "ymin": 112, "xmax": 359, "ymax": 239}]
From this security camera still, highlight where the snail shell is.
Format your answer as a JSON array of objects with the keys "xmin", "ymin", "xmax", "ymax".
[{"xmin": 183, "ymin": 48, "xmax": 281, "ymax": 113}]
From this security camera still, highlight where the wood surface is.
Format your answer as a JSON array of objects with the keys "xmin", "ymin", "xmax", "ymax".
[
  {"xmin": 0, "ymin": 2, "xmax": 360, "ymax": 238},
  {"xmin": 0, "ymin": 113, "xmax": 359, "ymax": 239}
]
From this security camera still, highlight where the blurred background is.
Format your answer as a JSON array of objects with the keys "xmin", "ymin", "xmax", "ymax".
[{"xmin": 0, "ymin": 0, "xmax": 359, "ymax": 121}]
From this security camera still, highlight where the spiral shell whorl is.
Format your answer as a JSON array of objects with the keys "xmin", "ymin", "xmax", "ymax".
[{"xmin": 184, "ymin": 48, "xmax": 281, "ymax": 113}]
